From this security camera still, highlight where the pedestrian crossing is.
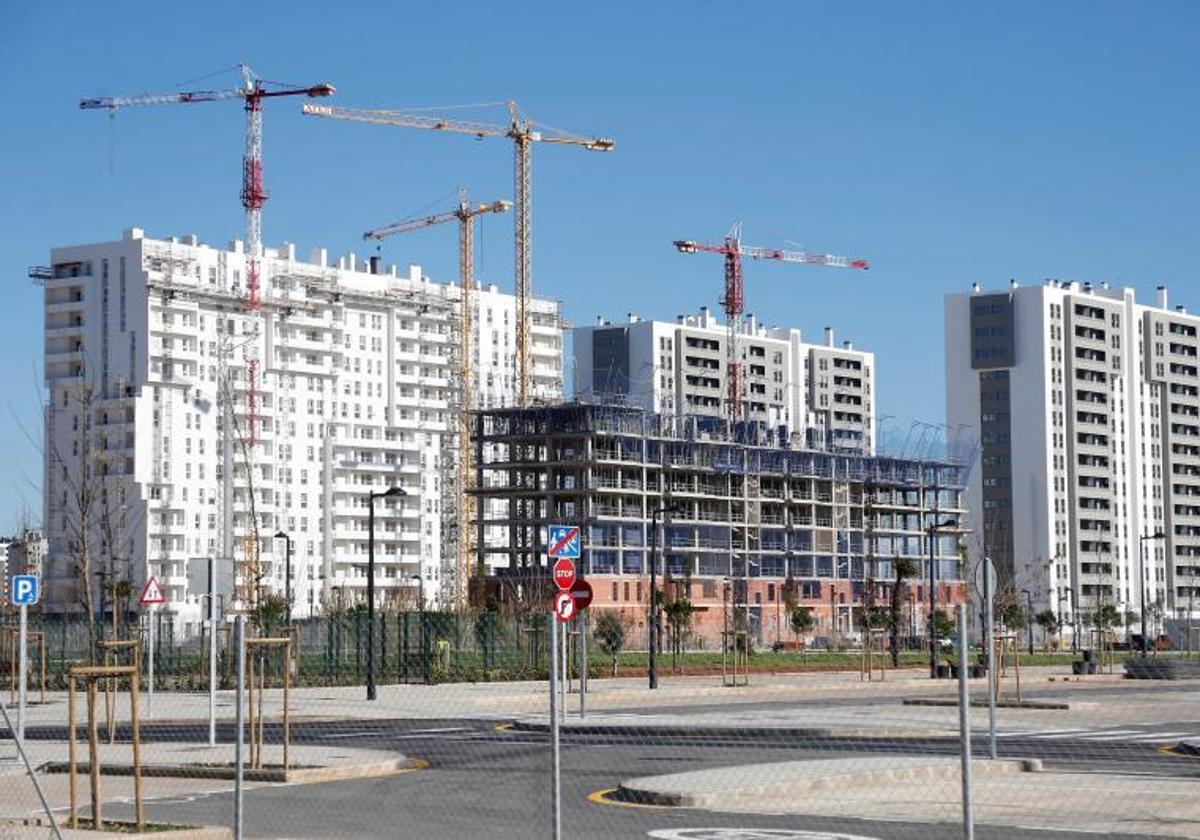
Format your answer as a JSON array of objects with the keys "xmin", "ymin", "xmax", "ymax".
[{"xmin": 996, "ymin": 726, "xmax": 1197, "ymax": 744}]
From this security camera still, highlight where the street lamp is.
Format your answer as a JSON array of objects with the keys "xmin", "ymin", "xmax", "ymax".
[
  {"xmin": 926, "ymin": 518, "xmax": 958, "ymax": 679},
  {"xmin": 1139, "ymin": 531, "xmax": 1166, "ymax": 658},
  {"xmin": 1021, "ymin": 588, "xmax": 1034, "ymax": 656},
  {"xmin": 274, "ymin": 531, "xmax": 293, "ymax": 626},
  {"xmin": 648, "ymin": 503, "xmax": 678, "ymax": 689},
  {"xmin": 367, "ymin": 486, "xmax": 406, "ymax": 701}
]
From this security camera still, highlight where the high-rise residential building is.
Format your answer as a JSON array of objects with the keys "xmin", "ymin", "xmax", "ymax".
[
  {"xmin": 946, "ymin": 281, "xmax": 1200, "ymax": 644},
  {"xmin": 40, "ymin": 227, "xmax": 561, "ymax": 634},
  {"xmin": 573, "ymin": 308, "xmax": 876, "ymax": 454}
]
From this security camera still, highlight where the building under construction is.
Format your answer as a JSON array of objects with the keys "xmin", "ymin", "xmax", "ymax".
[{"xmin": 473, "ymin": 403, "xmax": 970, "ymax": 647}]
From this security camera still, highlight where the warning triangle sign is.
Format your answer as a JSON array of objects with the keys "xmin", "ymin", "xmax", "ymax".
[{"xmin": 139, "ymin": 576, "xmax": 166, "ymax": 606}]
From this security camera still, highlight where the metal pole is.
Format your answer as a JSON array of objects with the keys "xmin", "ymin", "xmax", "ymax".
[
  {"xmin": 559, "ymin": 620, "xmax": 567, "ymax": 718},
  {"xmin": 956, "ymin": 603, "xmax": 975, "ymax": 840},
  {"xmin": 234, "ymin": 615, "xmax": 245, "ymax": 840},
  {"xmin": 580, "ymin": 612, "xmax": 588, "ymax": 719},
  {"xmin": 284, "ymin": 536, "xmax": 292, "ymax": 626},
  {"xmin": 367, "ymin": 494, "xmax": 377, "ymax": 700},
  {"xmin": 147, "ymin": 606, "xmax": 156, "ymax": 719},
  {"xmin": 928, "ymin": 524, "xmax": 938, "ymax": 678},
  {"xmin": 983, "ymin": 558, "xmax": 996, "ymax": 760},
  {"xmin": 1025, "ymin": 591, "xmax": 1034, "ymax": 657},
  {"xmin": 649, "ymin": 509, "xmax": 658, "ymax": 689},
  {"xmin": 548, "ymin": 613, "xmax": 562, "ymax": 840},
  {"xmin": 208, "ymin": 557, "xmax": 217, "ymax": 747},
  {"xmin": 17, "ymin": 603, "xmax": 27, "ymax": 743},
  {"xmin": 1139, "ymin": 536, "xmax": 1149, "ymax": 657}
]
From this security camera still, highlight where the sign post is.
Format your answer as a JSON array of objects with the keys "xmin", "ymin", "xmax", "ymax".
[
  {"xmin": 548, "ymin": 611, "xmax": 561, "ymax": 840},
  {"xmin": 139, "ymin": 577, "xmax": 166, "ymax": 719},
  {"xmin": 11, "ymin": 575, "xmax": 39, "ymax": 743},
  {"xmin": 975, "ymin": 557, "xmax": 998, "ymax": 759},
  {"xmin": 551, "ymin": 540, "xmax": 577, "ymax": 721},
  {"xmin": 570, "ymin": 580, "xmax": 593, "ymax": 718},
  {"xmin": 208, "ymin": 557, "xmax": 217, "ymax": 747}
]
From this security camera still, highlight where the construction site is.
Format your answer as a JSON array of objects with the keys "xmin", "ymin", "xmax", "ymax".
[
  {"xmin": 473, "ymin": 403, "xmax": 970, "ymax": 648},
  {"xmin": 37, "ymin": 65, "xmax": 978, "ymax": 646}
]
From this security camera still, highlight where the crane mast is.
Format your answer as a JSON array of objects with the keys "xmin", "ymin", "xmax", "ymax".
[
  {"xmin": 82, "ymin": 65, "xmax": 333, "ymax": 612},
  {"xmin": 362, "ymin": 193, "xmax": 510, "ymax": 608},
  {"xmin": 304, "ymin": 100, "xmax": 613, "ymax": 406},
  {"xmin": 674, "ymin": 226, "xmax": 869, "ymax": 425}
]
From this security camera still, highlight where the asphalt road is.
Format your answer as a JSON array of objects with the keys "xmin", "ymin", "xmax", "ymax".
[{"xmin": 31, "ymin": 717, "xmax": 1193, "ymax": 840}]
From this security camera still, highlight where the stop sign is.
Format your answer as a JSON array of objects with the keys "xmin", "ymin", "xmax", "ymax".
[
  {"xmin": 552, "ymin": 558, "xmax": 576, "ymax": 591},
  {"xmin": 570, "ymin": 579, "xmax": 593, "ymax": 610}
]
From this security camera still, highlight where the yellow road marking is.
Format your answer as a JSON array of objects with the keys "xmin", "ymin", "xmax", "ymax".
[{"xmin": 586, "ymin": 787, "xmax": 672, "ymax": 810}]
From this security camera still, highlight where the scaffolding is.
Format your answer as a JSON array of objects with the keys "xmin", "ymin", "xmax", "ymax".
[{"xmin": 472, "ymin": 403, "xmax": 970, "ymax": 636}]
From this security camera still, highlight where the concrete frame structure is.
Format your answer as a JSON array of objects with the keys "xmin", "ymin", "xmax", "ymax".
[
  {"xmin": 41, "ymin": 227, "xmax": 562, "ymax": 634},
  {"xmin": 574, "ymin": 309, "xmax": 876, "ymax": 455},
  {"xmin": 946, "ymin": 281, "xmax": 1200, "ymax": 645},
  {"xmin": 472, "ymin": 404, "xmax": 968, "ymax": 647}
]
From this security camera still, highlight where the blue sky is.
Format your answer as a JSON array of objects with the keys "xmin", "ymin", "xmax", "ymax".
[{"xmin": 1, "ymin": 2, "xmax": 1197, "ymax": 529}]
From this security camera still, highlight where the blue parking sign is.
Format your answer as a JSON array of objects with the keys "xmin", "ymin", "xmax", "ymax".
[{"xmin": 12, "ymin": 574, "xmax": 39, "ymax": 606}]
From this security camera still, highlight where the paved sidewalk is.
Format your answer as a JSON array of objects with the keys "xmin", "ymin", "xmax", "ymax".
[{"xmin": 617, "ymin": 757, "xmax": 1200, "ymax": 838}]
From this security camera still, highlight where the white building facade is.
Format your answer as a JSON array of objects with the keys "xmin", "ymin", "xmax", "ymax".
[
  {"xmin": 574, "ymin": 308, "xmax": 876, "ymax": 454},
  {"xmin": 946, "ymin": 281, "xmax": 1200, "ymax": 641},
  {"xmin": 42, "ymin": 227, "xmax": 561, "ymax": 634}
]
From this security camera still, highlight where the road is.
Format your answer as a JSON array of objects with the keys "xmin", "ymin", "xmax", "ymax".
[{"xmin": 19, "ymin": 716, "xmax": 1192, "ymax": 839}]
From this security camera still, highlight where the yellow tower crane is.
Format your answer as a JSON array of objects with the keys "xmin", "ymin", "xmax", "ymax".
[
  {"xmin": 304, "ymin": 100, "xmax": 614, "ymax": 406},
  {"xmin": 363, "ymin": 192, "xmax": 511, "ymax": 609}
]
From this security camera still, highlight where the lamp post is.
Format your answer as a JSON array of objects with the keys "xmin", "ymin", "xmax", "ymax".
[
  {"xmin": 367, "ymin": 486, "xmax": 406, "ymax": 701},
  {"xmin": 1139, "ymin": 531, "xmax": 1166, "ymax": 657},
  {"xmin": 274, "ymin": 531, "xmax": 293, "ymax": 625},
  {"xmin": 927, "ymin": 518, "xmax": 958, "ymax": 679},
  {"xmin": 1021, "ymin": 588, "xmax": 1034, "ymax": 656},
  {"xmin": 649, "ymin": 503, "xmax": 677, "ymax": 689}
]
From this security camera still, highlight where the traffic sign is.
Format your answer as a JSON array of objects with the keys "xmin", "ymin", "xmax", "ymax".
[
  {"xmin": 11, "ymin": 575, "xmax": 38, "ymax": 606},
  {"xmin": 554, "ymin": 591, "xmax": 576, "ymax": 623},
  {"xmin": 553, "ymin": 558, "xmax": 576, "ymax": 591},
  {"xmin": 570, "ymin": 579, "xmax": 593, "ymax": 610},
  {"xmin": 547, "ymin": 524, "xmax": 581, "ymax": 559},
  {"xmin": 973, "ymin": 558, "xmax": 997, "ymax": 599},
  {"xmin": 139, "ymin": 576, "xmax": 166, "ymax": 606}
]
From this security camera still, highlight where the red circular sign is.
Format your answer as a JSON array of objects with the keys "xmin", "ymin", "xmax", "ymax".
[
  {"xmin": 570, "ymin": 579, "xmax": 593, "ymax": 610},
  {"xmin": 554, "ymin": 591, "xmax": 576, "ymax": 622},
  {"xmin": 552, "ymin": 558, "xmax": 576, "ymax": 591}
]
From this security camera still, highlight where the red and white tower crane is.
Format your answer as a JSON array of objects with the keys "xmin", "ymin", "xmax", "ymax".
[
  {"xmin": 674, "ymin": 224, "xmax": 869, "ymax": 425},
  {"xmin": 81, "ymin": 64, "xmax": 334, "ymax": 442}
]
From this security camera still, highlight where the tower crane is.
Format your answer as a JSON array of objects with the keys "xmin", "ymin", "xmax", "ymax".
[
  {"xmin": 362, "ymin": 192, "xmax": 511, "ymax": 609},
  {"xmin": 674, "ymin": 224, "xmax": 869, "ymax": 425},
  {"xmin": 303, "ymin": 100, "xmax": 613, "ymax": 406},
  {"xmin": 82, "ymin": 65, "xmax": 334, "ymax": 611}
]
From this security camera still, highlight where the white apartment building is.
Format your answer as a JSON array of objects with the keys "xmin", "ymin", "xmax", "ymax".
[
  {"xmin": 574, "ymin": 308, "xmax": 876, "ymax": 454},
  {"xmin": 946, "ymin": 281, "xmax": 1200, "ymax": 641},
  {"xmin": 41, "ymin": 227, "xmax": 562, "ymax": 633}
]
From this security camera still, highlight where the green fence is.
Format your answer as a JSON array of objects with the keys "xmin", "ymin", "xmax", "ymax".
[{"xmin": 0, "ymin": 611, "xmax": 567, "ymax": 690}]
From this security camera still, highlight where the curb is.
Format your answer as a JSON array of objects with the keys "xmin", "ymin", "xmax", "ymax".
[
  {"xmin": 1173, "ymin": 740, "xmax": 1200, "ymax": 757},
  {"xmin": 903, "ymin": 698, "xmax": 1070, "ymax": 710},
  {"xmin": 616, "ymin": 758, "xmax": 1042, "ymax": 808},
  {"xmin": 42, "ymin": 757, "xmax": 419, "ymax": 783},
  {"xmin": 510, "ymin": 721, "xmax": 832, "ymax": 738},
  {"xmin": 2, "ymin": 817, "xmax": 231, "ymax": 839}
]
